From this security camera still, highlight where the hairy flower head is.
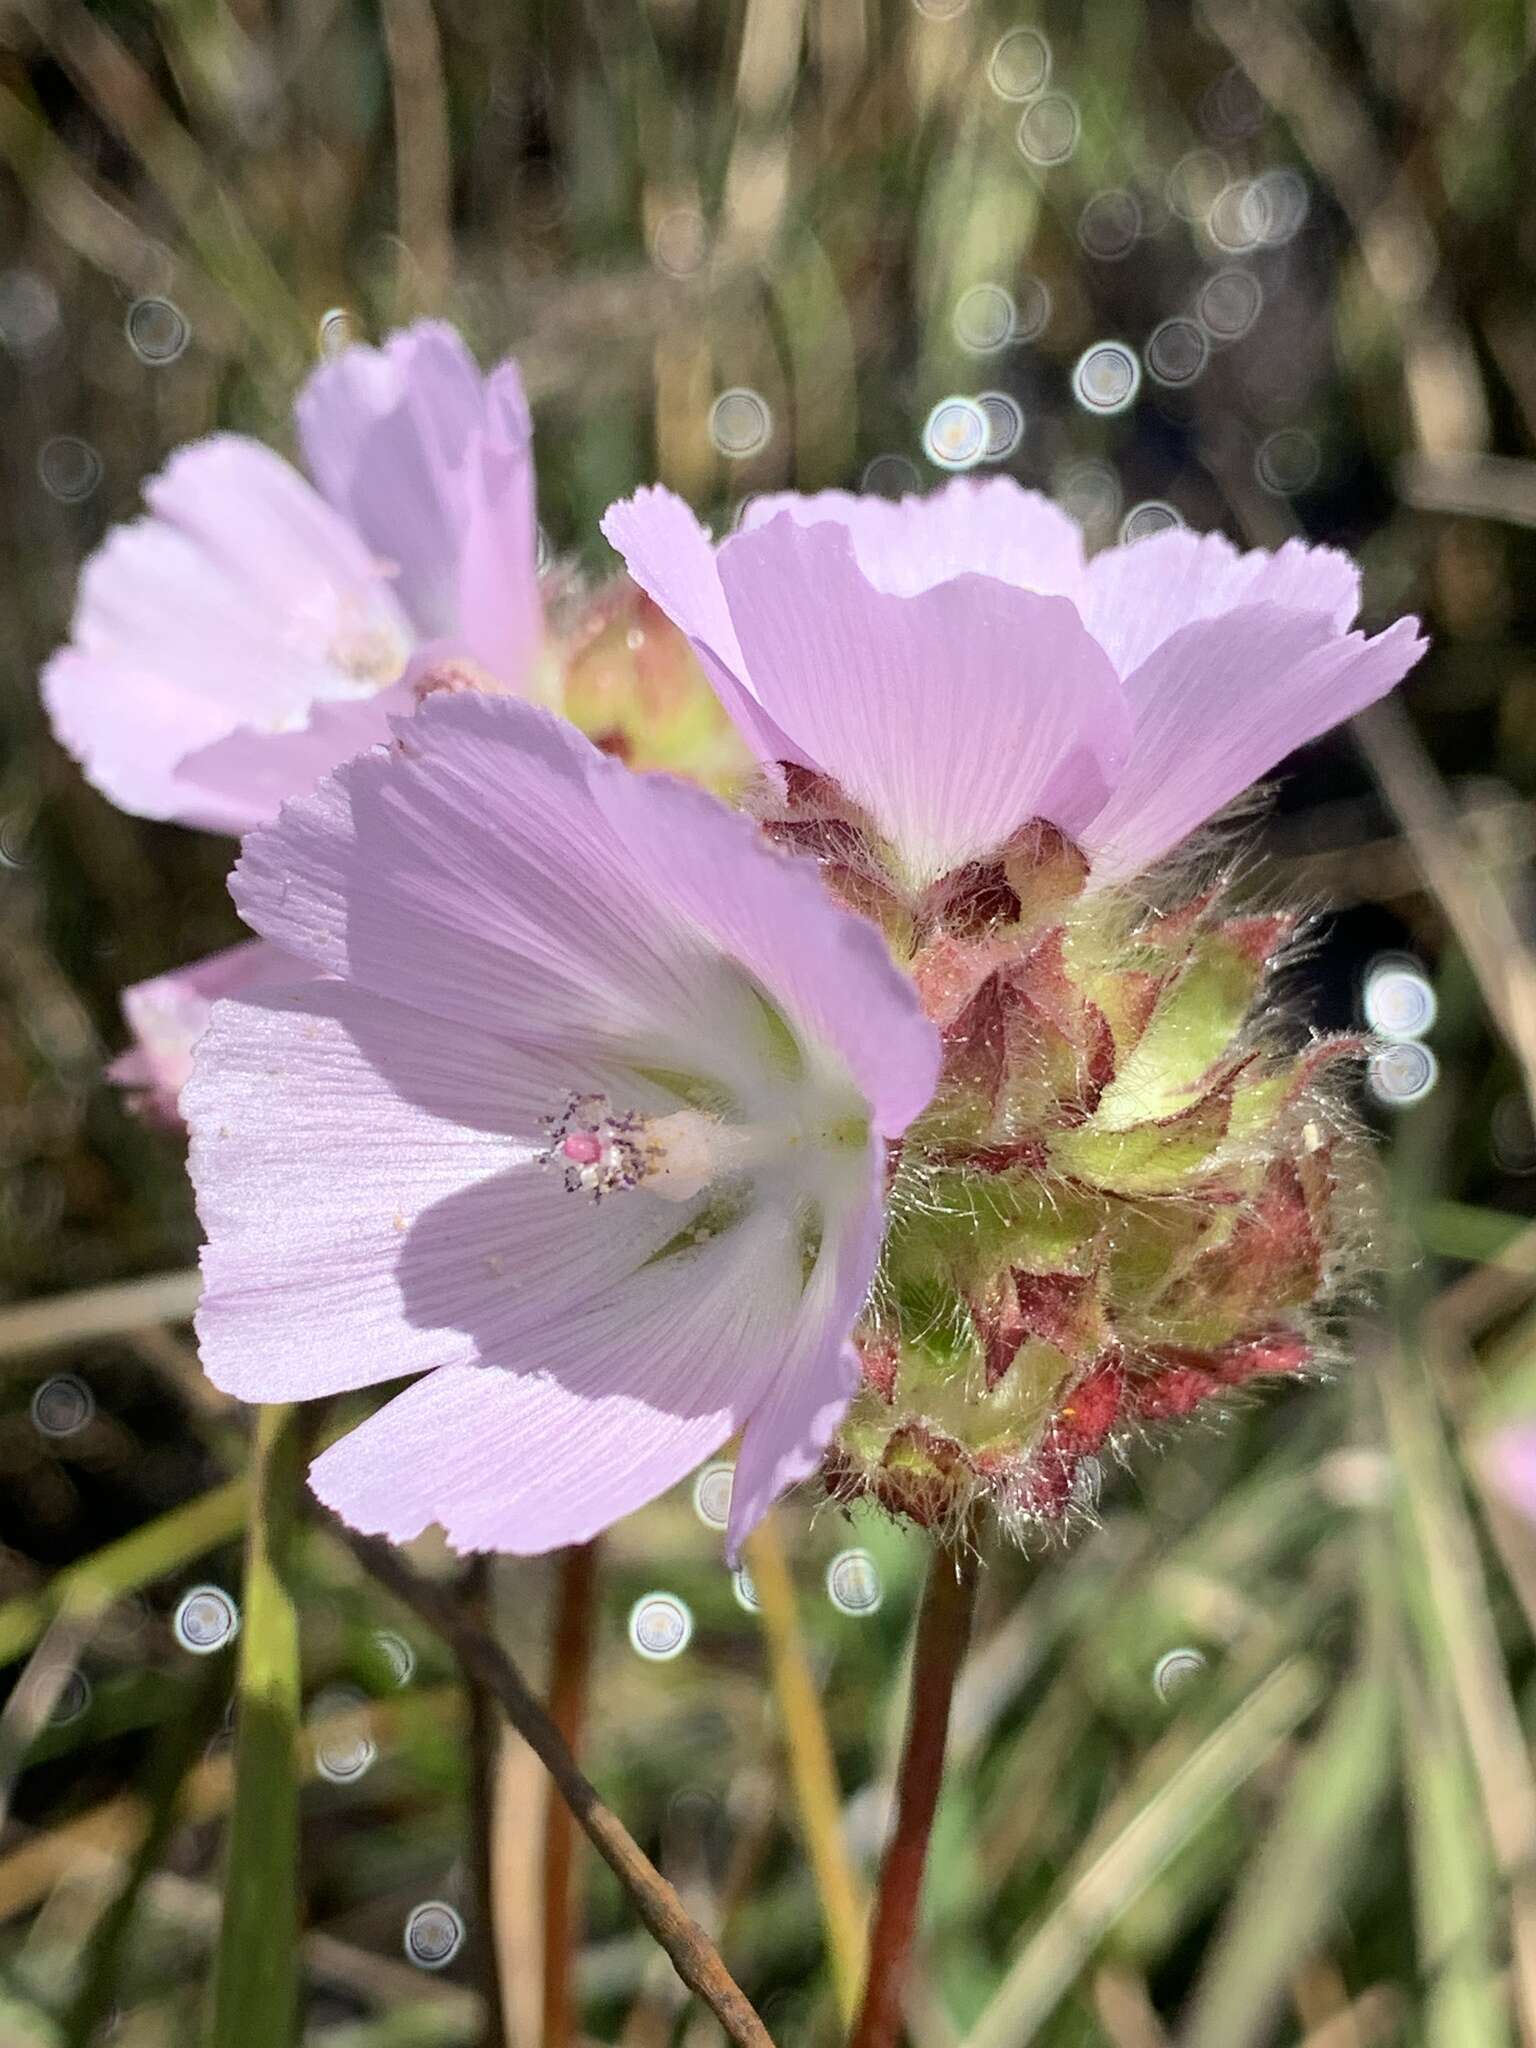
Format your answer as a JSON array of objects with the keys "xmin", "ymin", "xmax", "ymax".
[{"xmin": 604, "ymin": 478, "xmax": 1426, "ymax": 1536}]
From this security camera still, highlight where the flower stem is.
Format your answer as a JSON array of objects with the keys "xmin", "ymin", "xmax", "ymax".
[
  {"xmin": 340, "ymin": 1527, "xmax": 774, "ymax": 2048},
  {"xmin": 848, "ymin": 1534, "xmax": 979, "ymax": 2048},
  {"xmin": 461, "ymin": 1558, "xmax": 509, "ymax": 2048},
  {"xmin": 209, "ymin": 1406, "xmax": 304, "ymax": 2048},
  {"xmin": 742, "ymin": 1513, "xmax": 866, "ymax": 2024},
  {"xmin": 542, "ymin": 1539, "xmax": 600, "ymax": 2048}
]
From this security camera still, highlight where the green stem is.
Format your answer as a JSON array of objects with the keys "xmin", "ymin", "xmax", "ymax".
[{"xmin": 208, "ymin": 1407, "xmax": 305, "ymax": 2048}]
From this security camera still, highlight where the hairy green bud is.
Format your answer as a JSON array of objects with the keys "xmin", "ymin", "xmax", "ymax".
[{"xmin": 790, "ymin": 799, "xmax": 1366, "ymax": 1542}]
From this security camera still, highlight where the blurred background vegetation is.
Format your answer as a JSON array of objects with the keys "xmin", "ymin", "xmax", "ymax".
[{"xmin": 7, "ymin": 0, "xmax": 1536, "ymax": 2041}]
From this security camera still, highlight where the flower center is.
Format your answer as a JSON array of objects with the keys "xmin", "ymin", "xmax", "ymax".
[
  {"xmin": 329, "ymin": 620, "xmax": 411, "ymax": 689},
  {"xmin": 538, "ymin": 1092, "xmax": 755, "ymax": 1204}
]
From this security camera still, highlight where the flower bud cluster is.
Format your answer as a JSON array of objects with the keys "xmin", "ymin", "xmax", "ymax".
[{"xmin": 763, "ymin": 774, "xmax": 1365, "ymax": 1539}]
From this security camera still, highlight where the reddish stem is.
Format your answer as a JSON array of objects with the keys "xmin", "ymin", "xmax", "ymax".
[
  {"xmin": 457, "ymin": 1556, "xmax": 509, "ymax": 2048},
  {"xmin": 848, "ymin": 1537, "xmax": 979, "ymax": 2048},
  {"xmin": 542, "ymin": 1538, "xmax": 601, "ymax": 2048}
]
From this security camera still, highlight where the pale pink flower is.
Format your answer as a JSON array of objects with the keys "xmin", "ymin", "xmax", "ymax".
[
  {"xmin": 44, "ymin": 323, "xmax": 541, "ymax": 835},
  {"xmin": 108, "ymin": 940, "xmax": 315, "ymax": 1126},
  {"xmin": 602, "ymin": 479, "xmax": 1427, "ymax": 887},
  {"xmin": 185, "ymin": 694, "xmax": 940, "ymax": 1554},
  {"xmin": 1488, "ymin": 1426, "xmax": 1536, "ymax": 1525}
]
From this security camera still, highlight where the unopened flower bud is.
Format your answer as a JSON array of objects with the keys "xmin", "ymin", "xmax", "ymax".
[{"xmin": 818, "ymin": 821, "xmax": 1365, "ymax": 1540}]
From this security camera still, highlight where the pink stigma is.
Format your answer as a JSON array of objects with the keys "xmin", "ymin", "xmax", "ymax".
[{"xmin": 562, "ymin": 1132, "xmax": 604, "ymax": 1166}]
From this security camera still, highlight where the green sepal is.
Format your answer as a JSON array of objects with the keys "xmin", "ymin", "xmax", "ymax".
[
  {"xmin": 1049, "ymin": 1087, "xmax": 1233, "ymax": 1193},
  {"xmin": 1090, "ymin": 931, "xmax": 1269, "ymax": 1132}
]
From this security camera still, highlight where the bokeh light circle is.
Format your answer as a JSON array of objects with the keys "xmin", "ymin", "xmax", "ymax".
[
  {"xmin": 1493, "ymin": 1094, "xmax": 1536, "ymax": 1174},
  {"xmin": 652, "ymin": 207, "xmax": 709, "ymax": 277},
  {"xmin": 628, "ymin": 1592, "xmax": 694, "ymax": 1661},
  {"xmin": 692, "ymin": 1462, "xmax": 734, "ymax": 1529},
  {"xmin": 953, "ymin": 282, "xmax": 1016, "ymax": 354},
  {"xmin": 1119, "ymin": 500, "xmax": 1184, "ymax": 544},
  {"xmin": 1011, "ymin": 275, "xmax": 1053, "ymax": 342},
  {"xmin": 826, "ymin": 1549, "xmax": 883, "ymax": 1615},
  {"xmin": 708, "ymin": 388, "xmax": 772, "ymax": 459},
  {"xmin": 317, "ymin": 307, "xmax": 356, "ymax": 358},
  {"xmin": 1167, "ymin": 148, "xmax": 1228, "ymax": 223},
  {"xmin": 1367, "ymin": 1040, "xmax": 1439, "ymax": 1106},
  {"xmin": 731, "ymin": 1567, "xmax": 762, "ymax": 1612},
  {"xmin": 125, "ymin": 297, "xmax": 190, "ymax": 365},
  {"xmin": 31, "ymin": 1373, "xmax": 94, "ymax": 1438},
  {"xmin": 1055, "ymin": 458, "xmax": 1123, "ymax": 536},
  {"xmin": 371, "ymin": 1628, "xmax": 417, "ymax": 1688},
  {"xmin": 1201, "ymin": 66, "xmax": 1265, "ymax": 140},
  {"xmin": 1153, "ymin": 1647, "xmax": 1207, "ymax": 1700},
  {"xmin": 174, "ymin": 1585, "xmax": 240, "ymax": 1655},
  {"xmin": 403, "ymin": 1901, "xmax": 465, "ymax": 1970},
  {"xmin": 861, "ymin": 453, "xmax": 921, "ymax": 497},
  {"xmin": 1363, "ymin": 961, "xmax": 1437, "ymax": 1041},
  {"xmin": 1072, "ymin": 342, "xmax": 1141, "ymax": 415},
  {"xmin": 1145, "ymin": 317, "xmax": 1209, "ymax": 387},
  {"xmin": 1078, "ymin": 189, "xmax": 1142, "ymax": 261},
  {"xmin": 1197, "ymin": 268, "xmax": 1263, "ymax": 342},
  {"xmin": 1016, "ymin": 93, "xmax": 1080, "ymax": 168},
  {"xmin": 988, "ymin": 27, "xmax": 1050, "ymax": 100},
  {"xmin": 978, "ymin": 390, "xmax": 1024, "ymax": 460},
  {"xmin": 923, "ymin": 395, "xmax": 988, "ymax": 470},
  {"xmin": 48, "ymin": 1668, "xmax": 92, "ymax": 1725},
  {"xmin": 1256, "ymin": 428, "xmax": 1321, "ymax": 495},
  {"xmin": 38, "ymin": 437, "xmax": 103, "ymax": 504},
  {"xmin": 1252, "ymin": 167, "xmax": 1310, "ymax": 245},
  {"xmin": 314, "ymin": 1688, "xmax": 379, "ymax": 1784},
  {"xmin": 1207, "ymin": 179, "xmax": 1270, "ymax": 253}
]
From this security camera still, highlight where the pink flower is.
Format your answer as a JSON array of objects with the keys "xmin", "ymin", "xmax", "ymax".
[
  {"xmin": 108, "ymin": 939, "xmax": 315, "ymax": 1125},
  {"xmin": 185, "ymin": 694, "xmax": 940, "ymax": 1555},
  {"xmin": 44, "ymin": 324, "xmax": 542, "ymax": 836},
  {"xmin": 1488, "ymin": 1426, "xmax": 1536, "ymax": 1524},
  {"xmin": 602, "ymin": 479, "xmax": 1427, "ymax": 887}
]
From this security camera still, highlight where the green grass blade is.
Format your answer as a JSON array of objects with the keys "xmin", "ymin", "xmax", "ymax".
[
  {"xmin": 63, "ymin": 1658, "xmax": 232, "ymax": 2048},
  {"xmin": 0, "ymin": 1478, "xmax": 248, "ymax": 1669},
  {"xmin": 1177, "ymin": 1669, "xmax": 1396, "ymax": 2048},
  {"xmin": 1402, "ymin": 1667, "xmax": 1509, "ymax": 2048},
  {"xmin": 208, "ymin": 1408, "xmax": 305, "ymax": 2048},
  {"xmin": 959, "ymin": 1656, "xmax": 1324, "ymax": 2048}
]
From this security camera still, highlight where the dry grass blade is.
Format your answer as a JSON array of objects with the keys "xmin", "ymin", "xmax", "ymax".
[
  {"xmin": 0, "ymin": 79, "xmax": 171, "ymax": 289},
  {"xmin": 1094, "ymin": 1963, "xmax": 1172, "ymax": 2048},
  {"xmin": 0, "ymin": 1268, "xmax": 201, "ymax": 1364},
  {"xmin": 743, "ymin": 1512, "xmax": 867, "ymax": 2025},
  {"xmin": 959, "ymin": 1659, "xmax": 1326, "ymax": 2048},
  {"xmin": 1355, "ymin": 700, "xmax": 1536, "ymax": 1124},
  {"xmin": 0, "ymin": 1688, "xmax": 455, "ymax": 1924},
  {"xmin": 1399, "ymin": 453, "xmax": 1536, "ymax": 525},
  {"xmin": 380, "ymin": 0, "xmax": 453, "ymax": 315},
  {"xmin": 338, "ymin": 1529, "xmax": 775, "ymax": 2048},
  {"xmin": 16, "ymin": 0, "xmax": 304, "ymax": 358},
  {"xmin": 1297, "ymin": 1985, "xmax": 1406, "ymax": 2047},
  {"xmin": 0, "ymin": 1604, "xmax": 105, "ymax": 1833},
  {"xmin": 1377, "ymin": 1330, "xmax": 1536, "ymax": 2043},
  {"xmin": 1176, "ymin": 1671, "xmax": 1395, "ymax": 2048}
]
